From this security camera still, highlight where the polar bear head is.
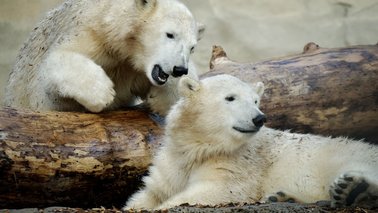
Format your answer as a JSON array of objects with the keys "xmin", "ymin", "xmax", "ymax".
[
  {"xmin": 135, "ymin": 0, "xmax": 204, "ymax": 86},
  {"xmin": 100, "ymin": 0, "xmax": 204, "ymax": 85},
  {"xmin": 166, "ymin": 74, "xmax": 266, "ymax": 154}
]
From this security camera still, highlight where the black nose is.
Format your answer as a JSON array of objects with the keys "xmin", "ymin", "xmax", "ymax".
[
  {"xmin": 172, "ymin": 66, "xmax": 188, "ymax": 77},
  {"xmin": 253, "ymin": 114, "xmax": 267, "ymax": 128}
]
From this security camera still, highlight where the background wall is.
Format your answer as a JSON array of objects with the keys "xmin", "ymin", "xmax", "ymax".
[
  {"xmin": 1, "ymin": 0, "xmax": 377, "ymax": 104},
  {"xmin": 0, "ymin": 0, "xmax": 61, "ymax": 104}
]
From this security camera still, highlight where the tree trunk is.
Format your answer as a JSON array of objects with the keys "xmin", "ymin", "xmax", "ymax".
[
  {"xmin": 206, "ymin": 43, "xmax": 378, "ymax": 143},
  {"xmin": 1, "ymin": 44, "xmax": 377, "ymax": 209},
  {"xmin": 0, "ymin": 108, "xmax": 163, "ymax": 208}
]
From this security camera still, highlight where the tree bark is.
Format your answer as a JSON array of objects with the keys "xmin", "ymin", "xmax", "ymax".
[
  {"xmin": 1, "ymin": 44, "xmax": 378, "ymax": 209},
  {"xmin": 0, "ymin": 108, "xmax": 163, "ymax": 208},
  {"xmin": 206, "ymin": 43, "xmax": 378, "ymax": 143}
]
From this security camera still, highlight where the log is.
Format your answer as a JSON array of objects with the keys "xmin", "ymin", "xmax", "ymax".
[
  {"xmin": 206, "ymin": 43, "xmax": 378, "ymax": 143},
  {"xmin": 1, "ymin": 44, "xmax": 378, "ymax": 209},
  {"xmin": 0, "ymin": 108, "xmax": 163, "ymax": 208}
]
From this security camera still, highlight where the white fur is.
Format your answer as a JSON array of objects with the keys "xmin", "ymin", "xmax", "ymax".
[
  {"xmin": 5, "ymin": 0, "xmax": 204, "ymax": 114},
  {"xmin": 125, "ymin": 74, "xmax": 378, "ymax": 210}
]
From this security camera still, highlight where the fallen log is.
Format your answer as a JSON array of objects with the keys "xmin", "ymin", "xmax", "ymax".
[
  {"xmin": 1, "ymin": 44, "xmax": 377, "ymax": 209},
  {"xmin": 206, "ymin": 43, "xmax": 378, "ymax": 143},
  {"xmin": 0, "ymin": 108, "xmax": 163, "ymax": 208}
]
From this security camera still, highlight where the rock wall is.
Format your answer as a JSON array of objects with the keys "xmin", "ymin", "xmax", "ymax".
[{"xmin": 1, "ymin": 0, "xmax": 377, "ymax": 104}]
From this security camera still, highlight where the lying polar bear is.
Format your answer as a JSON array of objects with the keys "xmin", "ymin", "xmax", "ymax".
[{"xmin": 125, "ymin": 74, "xmax": 378, "ymax": 210}]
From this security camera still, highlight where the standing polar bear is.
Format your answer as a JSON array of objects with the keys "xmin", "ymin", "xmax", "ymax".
[
  {"xmin": 5, "ymin": 0, "xmax": 204, "ymax": 114},
  {"xmin": 125, "ymin": 74, "xmax": 378, "ymax": 210}
]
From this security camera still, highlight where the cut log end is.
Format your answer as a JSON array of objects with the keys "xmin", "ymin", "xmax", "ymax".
[
  {"xmin": 210, "ymin": 45, "xmax": 229, "ymax": 69},
  {"xmin": 302, "ymin": 42, "xmax": 320, "ymax": 54}
]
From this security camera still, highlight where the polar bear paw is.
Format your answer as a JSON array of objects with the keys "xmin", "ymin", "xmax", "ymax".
[
  {"xmin": 330, "ymin": 172, "xmax": 378, "ymax": 208},
  {"xmin": 264, "ymin": 191, "xmax": 297, "ymax": 203},
  {"xmin": 65, "ymin": 66, "xmax": 116, "ymax": 113},
  {"xmin": 73, "ymin": 77, "xmax": 115, "ymax": 113}
]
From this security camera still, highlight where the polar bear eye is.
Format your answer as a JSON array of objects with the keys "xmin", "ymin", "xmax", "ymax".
[
  {"xmin": 166, "ymin": 33, "xmax": 175, "ymax": 39},
  {"xmin": 255, "ymin": 100, "xmax": 258, "ymax": 104},
  {"xmin": 225, "ymin": 96, "xmax": 235, "ymax": 102}
]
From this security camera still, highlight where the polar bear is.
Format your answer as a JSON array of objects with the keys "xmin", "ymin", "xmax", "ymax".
[
  {"xmin": 124, "ymin": 74, "xmax": 378, "ymax": 210},
  {"xmin": 4, "ymin": 0, "xmax": 204, "ymax": 114}
]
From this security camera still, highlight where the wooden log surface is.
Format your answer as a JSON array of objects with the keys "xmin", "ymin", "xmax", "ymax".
[
  {"xmin": 206, "ymin": 43, "xmax": 378, "ymax": 143},
  {"xmin": 0, "ymin": 108, "xmax": 163, "ymax": 208},
  {"xmin": 1, "ymin": 44, "xmax": 378, "ymax": 209}
]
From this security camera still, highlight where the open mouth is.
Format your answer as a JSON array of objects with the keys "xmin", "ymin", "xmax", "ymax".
[
  {"xmin": 233, "ymin": 126, "xmax": 260, "ymax": 133},
  {"xmin": 152, "ymin": 65, "xmax": 169, "ymax": 85}
]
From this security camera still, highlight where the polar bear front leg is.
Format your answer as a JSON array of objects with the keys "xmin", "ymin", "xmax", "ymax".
[
  {"xmin": 123, "ymin": 189, "xmax": 161, "ymax": 211},
  {"xmin": 43, "ymin": 50, "xmax": 115, "ymax": 112},
  {"xmin": 156, "ymin": 181, "xmax": 234, "ymax": 209}
]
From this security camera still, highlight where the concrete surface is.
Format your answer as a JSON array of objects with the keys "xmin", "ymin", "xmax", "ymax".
[{"xmin": 1, "ymin": 0, "xmax": 377, "ymax": 104}]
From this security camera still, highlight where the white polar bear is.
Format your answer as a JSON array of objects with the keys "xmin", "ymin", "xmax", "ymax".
[
  {"xmin": 4, "ymin": 0, "xmax": 204, "ymax": 114},
  {"xmin": 125, "ymin": 74, "xmax": 378, "ymax": 210}
]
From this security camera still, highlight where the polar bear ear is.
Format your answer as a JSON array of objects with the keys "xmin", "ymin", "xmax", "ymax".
[
  {"xmin": 254, "ymin": 82, "xmax": 265, "ymax": 97},
  {"xmin": 178, "ymin": 77, "xmax": 201, "ymax": 98},
  {"xmin": 135, "ymin": 0, "xmax": 157, "ymax": 12},
  {"xmin": 197, "ymin": 23, "xmax": 206, "ymax": 41}
]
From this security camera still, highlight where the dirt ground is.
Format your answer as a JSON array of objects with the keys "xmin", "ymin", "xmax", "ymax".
[{"xmin": 1, "ymin": 202, "xmax": 376, "ymax": 213}]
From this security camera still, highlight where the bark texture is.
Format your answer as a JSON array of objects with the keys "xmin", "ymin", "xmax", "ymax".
[
  {"xmin": 206, "ymin": 43, "xmax": 378, "ymax": 143},
  {"xmin": 0, "ymin": 108, "xmax": 163, "ymax": 208}
]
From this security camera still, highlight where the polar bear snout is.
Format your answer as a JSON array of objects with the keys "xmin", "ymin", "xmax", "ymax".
[
  {"xmin": 233, "ymin": 113, "xmax": 266, "ymax": 134},
  {"xmin": 172, "ymin": 66, "xmax": 188, "ymax": 77},
  {"xmin": 151, "ymin": 64, "xmax": 189, "ymax": 85},
  {"xmin": 152, "ymin": 64, "xmax": 169, "ymax": 85},
  {"xmin": 253, "ymin": 114, "xmax": 267, "ymax": 129}
]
